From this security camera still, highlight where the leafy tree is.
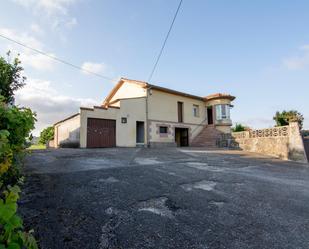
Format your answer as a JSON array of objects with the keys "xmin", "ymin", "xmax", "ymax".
[
  {"xmin": 0, "ymin": 51, "xmax": 26, "ymax": 104},
  {"xmin": 39, "ymin": 126, "xmax": 54, "ymax": 145},
  {"xmin": 0, "ymin": 53, "xmax": 38, "ymax": 248},
  {"xmin": 273, "ymin": 110, "xmax": 304, "ymax": 130},
  {"xmin": 232, "ymin": 123, "xmax": 246, "ymax": 132}
]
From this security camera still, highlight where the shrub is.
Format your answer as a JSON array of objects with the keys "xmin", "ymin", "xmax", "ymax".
[
  {"xmin": 0, "ymin": 53, "xmax": 38, "ymax": 249},
  {"xmin": 0, "ymin": 52, "xmax": 25, "ymax": 104},
  {"xmin": 39, "ymin": 126, "xmax": 54, "ymax": 145},
  {"xmin": 232, "ymin": 123, "xmax": 246, "ymax": 132},
  {"xmin": 0, "ymin": 97, "xmax": 37, "ymax": 249}
]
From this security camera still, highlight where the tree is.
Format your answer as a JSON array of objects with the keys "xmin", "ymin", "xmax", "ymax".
[
  {"xmin": 39, "ymin": 126, "xmax": 54, "ymax": 144},
  {"xmin": 232, "ymin": 123, "xmax": 246, "ymax": 132},
  {"xmin": 0, "ymin": 51, "xmax": 26, "ymax": 104},
  {"xmin": 273, "ymin": 110, "xmax": 304, "ymax": 130},
  {"xmin": 0, "ymin": 52, "xmax": 38, "ymax": 248}
]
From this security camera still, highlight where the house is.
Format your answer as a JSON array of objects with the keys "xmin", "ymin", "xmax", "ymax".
[{"xmin": 53, "ymin": 78, "xmax": 235, "ymax": 148}]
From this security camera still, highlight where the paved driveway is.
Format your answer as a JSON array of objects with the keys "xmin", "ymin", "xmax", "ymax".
[{"xmin": 21, "ymin": 148, "xmax": 309, "ymax": 249}]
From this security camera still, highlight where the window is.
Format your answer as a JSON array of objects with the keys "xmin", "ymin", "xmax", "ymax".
[
  {"xmin": 215, "ymin": 105, "xmax": 230, "ymax": 120},
  {"xmin": 177, "ymin": 102, "xmax": 183, "ymax": 123},
  {"xmin": 193, "ymin": 104, "xmax": 199, "ymax": 117},
  {"xmin": 159, "ymin": 126, "xmax": 168, "ymax": 134}
]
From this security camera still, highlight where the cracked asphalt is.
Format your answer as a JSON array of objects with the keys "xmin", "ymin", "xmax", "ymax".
[{"xmin": 20, "ymin": 148, "xmax": 309, "ymax": 249}]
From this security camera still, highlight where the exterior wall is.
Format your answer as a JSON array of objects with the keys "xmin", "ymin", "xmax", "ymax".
[
  {"xmin": 205, "ymin": 98, "xmax": 232, "ymax": 127},
  {"xmin": 109, "ymin": 101, "xmax": 120, "ymax": 107},
  {"xmin": 110, "ymin": 82, "xmax": 146, "ymax": 103},
  {"xmin": 232, "ymin": 123, "xmax": 308, "ymax": 163},
  {"xmin": 117, "ymin": 98, "xmax": 146, "ymax": 147},
  {"xmin": 216, "ymin": 125, "xmax": 231, "ymax": 134},
  {"xmin": 54, "ymin": 114, "xmax": 80, "ymax": 148},
  {"xmin": 148, "ymin": 89, "xmax": 206, "ymax": 123},
  {"xmin": 80, "ymin": 97, "xmax": 146, "ymax": 148},
  {"xmin": 147, "ymin": 89, "xmax": 206, "ymax": 145},
  {"xmin": 148, "ymin": 120, "xmax": 204, "ymax": 145}
]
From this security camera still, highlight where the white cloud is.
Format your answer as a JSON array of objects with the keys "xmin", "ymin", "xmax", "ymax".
[
  {"xmin": 11, "ymin": 0, "xmax": 78, "ymax": 31},
  {"xmin": 81, "ymin": 62, "xmax": 107, "ymax": 75},
  {"xmin": 283, "ymin": 44, "xmax": 309, "ymax": 70},
  {"xmin": 15, "ymin": 78, "xmax": 98, "ymax": 135},
  {"xmin": 65, "ymin": 17, "xmax": 78, "ymax": 29},
  {"xmin": 12, "ymin": 0, "xmax": 76, "ymax": 16},
  {"xmin": 30, "ymin": 23, "xmax": 44, "ymax": 35},
  {"xmin": 0, "ymin": 27, "xmax": 56, "ymax": 71}
]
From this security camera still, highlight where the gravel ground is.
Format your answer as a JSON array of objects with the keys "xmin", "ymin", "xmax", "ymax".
[{"xmin": 20, "ymin": 148, "xmax": 309, "ymax": 249}]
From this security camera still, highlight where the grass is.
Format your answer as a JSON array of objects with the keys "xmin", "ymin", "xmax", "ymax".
[{"xmin": 28, "ymin": 144, "xmax": 46, "ymax": 150}]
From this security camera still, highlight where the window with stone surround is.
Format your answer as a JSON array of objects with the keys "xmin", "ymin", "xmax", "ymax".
[{"xmin": 159, "ymin": 126, "xmax": 168, "ymax": 134}]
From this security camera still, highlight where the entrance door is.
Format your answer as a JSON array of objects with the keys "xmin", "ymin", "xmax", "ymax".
[
  {"xmin": 87, "ymin": 118, "xmax": 116, "ymax": 148},
  {"xmin": 136, "ymin": 121, "xmax": 145, "ymax": 144},
  {"xmin": 175, "ymin": 128, "xmax": 189, "ymax": 147},
  {"xmin": 207, "ymin": 106, "xmax": 213, "ymax": 125}
]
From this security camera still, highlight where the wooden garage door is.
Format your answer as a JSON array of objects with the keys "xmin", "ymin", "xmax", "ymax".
[{"xmin": 87, "ymin": 118, "xmax": 116, "ymax": 148}]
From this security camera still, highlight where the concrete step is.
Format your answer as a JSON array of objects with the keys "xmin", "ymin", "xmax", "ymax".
[{"xmin": 191, "ymin": 125, "xmax": 222, "ymax": 148}]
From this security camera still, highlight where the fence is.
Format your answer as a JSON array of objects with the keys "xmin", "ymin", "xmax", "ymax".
[{"xmin": 231, "ymin": 122, "xmax": 307, "ymax": 163}]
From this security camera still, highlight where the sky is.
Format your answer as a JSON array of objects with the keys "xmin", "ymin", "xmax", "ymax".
[{"xmin": 1, "ymin": 0, "xmax": 309, "ymax": 135}]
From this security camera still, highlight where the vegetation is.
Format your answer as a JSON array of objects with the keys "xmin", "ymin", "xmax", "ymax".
[
  {"xmin": 0, "ymin": 52, "xmax": 25, "ymax": 104},
  {"xmin": 232, "ymin": 123, "xmax": 246, "ymax": 132},
  {"xmin": 273, "ymin": 110, "xmax": 304, "ymax": 130},
  {"xmin": 0, "ymin": 53, "xmax": 38, "ymax": 248},
  {"xmin": 39, "ymin": 126, "xmax": 54, "ymax": 145},
  {"xmin": 27, "ymin": 144, "xmax": 46, "ymax": 150}
]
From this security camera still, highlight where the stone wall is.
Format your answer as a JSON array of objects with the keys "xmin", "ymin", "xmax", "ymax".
[{"xmin": 232, "ymin": 122, "xmax": 308, "ymax": 163}]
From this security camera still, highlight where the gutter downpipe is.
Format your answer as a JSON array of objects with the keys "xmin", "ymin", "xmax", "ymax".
[{"xmin": 145, "ymin": 87, "xmax": 151, "ymax": 148}]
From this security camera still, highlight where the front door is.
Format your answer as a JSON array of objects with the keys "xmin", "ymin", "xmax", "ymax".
[
  {"xmin": 136, "ymin": 121, "xmax": 145, "ymax": 144},
  {"xmin": 207, "ymin": 106, "xmax": 213, "ymax": 125},
  {"xmin": 175, "ymin": 128, "xmax": 189, "ymax": 147}
]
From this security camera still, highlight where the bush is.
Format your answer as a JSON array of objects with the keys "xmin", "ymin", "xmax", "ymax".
[
  {"xmin": 0, "ymin": 53, "xmax": 38, "ymax": 249},
  {"xmin": 232, "ymin": 123, "xmax": 246, "ymax": 132},
  {"xmin": 39, "ymin": 126, "xmax": 54, "ymax": 145},
  {"xmin": 0, "ymin": 52, "xmax": 25, "ymax": 104},
  {"xmin": 0, "ymin": 97, "xmax": 37, "ymax": 249}
]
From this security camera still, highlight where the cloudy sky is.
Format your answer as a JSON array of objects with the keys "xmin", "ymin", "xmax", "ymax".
[{"xmin": 1, "ymin": 0, "xmax": 309, "ymax": 135}]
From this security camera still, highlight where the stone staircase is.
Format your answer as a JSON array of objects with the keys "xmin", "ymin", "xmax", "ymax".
[{"xmin": 191, "ymin": 125, "xmax": 222, "ymax": 148}]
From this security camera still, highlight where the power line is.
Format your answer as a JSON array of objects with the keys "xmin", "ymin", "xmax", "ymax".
[
  {"xmin": 0, "ymin": 33, "xmax": 114, "ymax": 81},
  {"xmin": 148, "ymin": 0, "xmax": 183, "ymax": 82}
]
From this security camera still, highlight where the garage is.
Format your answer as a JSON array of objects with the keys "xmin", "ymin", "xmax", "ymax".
[{"xmin": 87, "ymin": 118, "xmax": 116, "ymax": 148}]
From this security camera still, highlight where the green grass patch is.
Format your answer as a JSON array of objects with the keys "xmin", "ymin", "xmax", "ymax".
[{"xmin": 28, "ymin": 144, "xmax": 46, "ymax": 150}]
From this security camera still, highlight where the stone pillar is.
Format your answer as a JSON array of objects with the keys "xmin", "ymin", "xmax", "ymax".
[{"xmin": 288, "ymin": 122, "xmax": 308, "ymax": 163}]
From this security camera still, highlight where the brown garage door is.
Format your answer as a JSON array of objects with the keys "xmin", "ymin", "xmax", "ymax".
[{"xmin": 87, "ymin": 118, "xmax": 116, "ymax": 148}]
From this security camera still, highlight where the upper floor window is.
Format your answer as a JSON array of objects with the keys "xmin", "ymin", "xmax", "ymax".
[
  {"xmin": 177, "ymin": 102, "xmax": 183, "ymax": 123},
  {"xmin": 215, "ymin": 104, "xmax": 230, "ymax": 120},
  {"xmin": 193, "ymin": 104, "xmax": 199, "ymax": 117}
]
